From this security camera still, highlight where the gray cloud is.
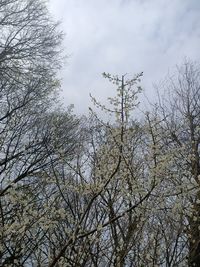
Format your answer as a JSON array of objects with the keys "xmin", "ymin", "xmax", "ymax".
[{"xmin": 49, "ymin": 0, "xmax": 200, "ymax": 114}]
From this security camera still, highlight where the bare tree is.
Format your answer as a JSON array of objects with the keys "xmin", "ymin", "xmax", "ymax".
[
  {"xmin": 150, "ymin": 60, "xmax": 200, "ymax": 266},
  {"xmin": 0, "ymin": 1, "xmax": 80, "ymax": 266}
]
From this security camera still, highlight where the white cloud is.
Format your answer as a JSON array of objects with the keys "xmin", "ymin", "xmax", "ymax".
[{"xmin": 48, "ymin": 0, "xmax": 200, "ymax": 115}]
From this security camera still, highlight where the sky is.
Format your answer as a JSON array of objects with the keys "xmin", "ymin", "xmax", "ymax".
[{"xmin": 48, "ymin": 0, "xmax": 200, "ymax": 115}]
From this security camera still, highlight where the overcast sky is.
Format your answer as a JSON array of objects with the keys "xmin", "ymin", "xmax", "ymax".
[{"xmin": 48, "ymin": 0, "xmax": 200, "ymax": 115}]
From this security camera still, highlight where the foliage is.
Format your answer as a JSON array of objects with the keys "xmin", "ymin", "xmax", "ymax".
[{"xmin": 0, "ymin": 1, "xmax": 200, "ymax": 266}]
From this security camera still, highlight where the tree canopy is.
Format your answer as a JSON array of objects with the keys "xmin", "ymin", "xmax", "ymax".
[{"xmin": 0, "ymin": 1, "xmax": 200, "ymax": 267}]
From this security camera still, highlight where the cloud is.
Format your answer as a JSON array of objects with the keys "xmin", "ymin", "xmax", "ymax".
[{"xmin": 49, "ymin": 0, "xmax": 200, "ymax": 114}]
